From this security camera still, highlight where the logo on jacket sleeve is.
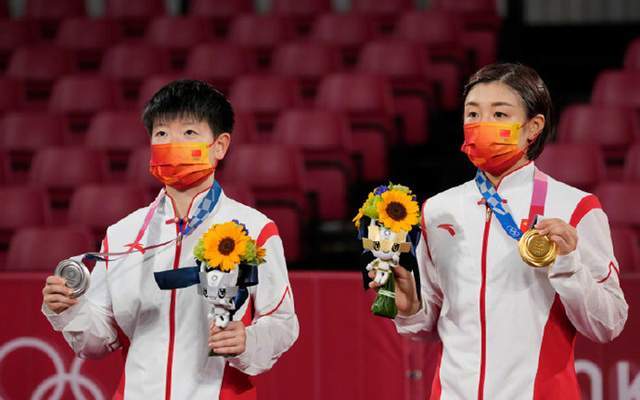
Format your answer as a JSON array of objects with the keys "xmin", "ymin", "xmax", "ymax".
[{"xmin": 437, "ymin": 224, "xmax": 456, "ymax": 237}]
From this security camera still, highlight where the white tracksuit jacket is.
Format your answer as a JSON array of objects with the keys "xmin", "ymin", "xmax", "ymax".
[
  {"xmin": 395, "ymin": 162, "xmax": 628, "ymax": 400},
  {"xmin": 43, "ymin": 186, "xmax": 299, "ymax": 400}
]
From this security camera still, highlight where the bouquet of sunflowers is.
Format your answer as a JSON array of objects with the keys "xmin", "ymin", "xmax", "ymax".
[
  {"xmin": 194, "ymin": 221, "xmax": 265, "ymax": 355},
  {"xmin": 354, "ymin": 183, "xmax": 422, "ymax": 319}
]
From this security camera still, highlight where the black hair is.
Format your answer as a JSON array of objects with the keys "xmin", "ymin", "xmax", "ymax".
[
  {"xmin": 142, "ymin": 79, "xmax": 234, "ymax": 136},
  {"xmin": 463, "ymin": 63, "xmax": 555, "ymax": 160}
]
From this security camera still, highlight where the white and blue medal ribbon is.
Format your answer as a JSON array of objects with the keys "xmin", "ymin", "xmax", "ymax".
[{"xmin": 475, "ymin": 170, "xmax": 524, "ymax": 240}]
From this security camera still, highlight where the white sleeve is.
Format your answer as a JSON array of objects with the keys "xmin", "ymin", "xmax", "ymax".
[
  {"xmin": 393, "ymin": 208, "xmax": 443, "ymax": 335},
  {"xmin": 548, "ymin": 208, "xmax": 629, "ymax": 343},
  {"xmin": 228, "ymin": 228, "xmax": 299, "ymax": 376},
  {"xmin": 41, "ymin": 238, "xmax": 120, "ymax": 359}
]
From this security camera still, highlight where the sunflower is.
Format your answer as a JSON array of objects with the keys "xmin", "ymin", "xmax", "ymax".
[
  {"xmin": 376, "ymin": 189, "xmax": 419, "ymax": 233},
  {"xmin": 202, "ymin": 222, "xmax": 250, "ymax": 271}
]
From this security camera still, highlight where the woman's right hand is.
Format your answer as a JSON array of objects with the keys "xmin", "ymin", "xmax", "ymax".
[
  {"xmin": 42, "ymin": 276, "xmax": 78, "ymax": 314},
  {"xmin": 369, "ymin": 265, "xmax": 421, "ymax": 317}
]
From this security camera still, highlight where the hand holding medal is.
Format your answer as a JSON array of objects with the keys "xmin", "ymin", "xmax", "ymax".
[{"xmin": 535, "ymin": 218, "xmax": 578, "ymax": 259}]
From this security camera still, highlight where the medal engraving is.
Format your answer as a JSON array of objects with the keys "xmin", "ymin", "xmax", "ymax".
[
  {"xmin": 54, "ymin": 259, "xmax": 90, "ymax": 298},
  {"xmin": 519, "ymin": 229, "xmax": 557, "ymax": 268}
]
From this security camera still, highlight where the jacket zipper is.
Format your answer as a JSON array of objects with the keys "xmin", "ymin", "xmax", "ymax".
[{"xmin": 478, "ymin": 206, "xmax": 492, "ymax": 400}]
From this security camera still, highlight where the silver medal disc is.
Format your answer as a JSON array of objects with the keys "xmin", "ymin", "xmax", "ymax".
[{"xmin": 54, "ymin": 259, "xmax": 90, "ymax": 298}]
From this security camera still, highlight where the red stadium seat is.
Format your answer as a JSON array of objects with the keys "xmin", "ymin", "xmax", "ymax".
[
  {"xmin": 592, "ymin": 70, "xmax": 640, "ymax": 110},
  {"xmin": 625, "ymin": 37, "xmax": 640, "ymax": 70},
  {"xmin": 137, "ymin": 74, "xmax": 183, "ymax": 109},
  {"xmin": 0, "ymin": 78, "xmax": 23, "ymax": 113},
  {"xmin": 86, "ymin": 111, "xmax": 148, "ymax": 176},
  {"xmin": 25, "ymin": 0, "xmax": 85, "ymax": 20},
  {"xmin": 29, "ymin": 147, "xmax": 109, "ymax": 210},
  {"xmin": 25, "ymin": 0, "xmax": 85, "ymax": 38},
  {"xmin": 6, "ymin": 227, "xmax": 95, "ymax": 271},
  {"xmin": 223, "ymin": 144, "xmax": 307, "ymax": 261},
  {"xmin": 395, "ymin": 11, "xmax": 465, "ymax": 64},
  {"xmin": 623, "ymin": 143, "xmax": 640, "ymax": 182},
  {"xmin": 611, "ymin": 227, "xmax": 640, "ymax": 273},
  {"xmin": 228, "ymin": 14, "xmax": 293, "ymax": 69},
  {"xmin": 0, "ymin": 112, "xmax": 65, "ymax": 151},
  {"xmin": 49, "ymin": 76, "xmax": 121, "ymax": 135},
  {"xmin": 430, "ymin": 0, "xmax": 501, "ymax": 32},
  {"xmin": 102, "ymin": 43, "xmax": 170, "ymax": 103},
  {"xmin": 357, "ymin": 39, "xmax": 433, "ymax": 144},
  {"xmin": 6, "ymin": 46, "xmax": 74, "ymax": 106},
  {"xmin": 460, "ymin": 30, "xmax": 497, "ymax": 71},
  {"xmin": 558, "ymin": 104, "xmax": 638, "ymax": 165},
  {"xmin": 217, "ymin": 181, "xmax": 256, "ymax": 208},
  {"xmin": 0, "ymin": 20, "xmax": 34, "ymax": 71},
  {"xmin": 126, "ymin": 147, "xmax": 163, "ymax": 194},
  {"xmin": 229, "ymin": 75, "xmax": 301, "ymax": 137},
  {"xmin": 352, "ymin": 0, "xmax": 415, "ymax": 34},
  {"xmin": 310, "ymin": 13, "xmax": 375, "ymax": 67},
  {"xmin": 146, "ymin": 17, "xmax": 210, "ymax": 70},
  {"xmin": 535, "ymin": 144, "xmax": 606, "ymax": 192},
  {"xmin": 69, "ymin": 184, "xmax": 149, "ymax": 239},
  {"xmin": 358, "ymin": 39, "xmax": 461, "ymax": 111},
  {"xmin": 105, "ymin": 0, "xmax": 166, "ymax": 37},
  {"xmin": 271, "ymin": 42, "xmax": 341, "ymax": 102},
  {"xmin": 0, "ymin": 151, "xmax": 7, "ymax": 184},
  {"xmin": 273, "ymin": 109, "xmax": 352, "ymax": 220},
  {"xmin": 189, "ymin": 0, "xmax": 252, "ymax": 37},
  {"xmin": 596, "ymin": 182, "xmax": 640, "ymax": 230},
  {"xmin": 231, "ymin": 112, "xmax": 258, "ymax": 145},
  {"xmin": 316, "ymin": 73, "xmax": 395, "ymax": 181},
  {"xmin": 55, "ymin": 17, "xmax": 122, "ymax": 71},
  {"xmin": 185, "ymin": 44, "xmax": 252, "ymax": 94},
  {"xmin": 0, "ymin": 187, "xmax": 50, "ymax": 252},
  {"xmin": 1, "ymin": 112, "xmax": 66, "ymax": 180},
  {"xmin": 272, "ymin": 0, "xmax": 332, "ymax": 36}
]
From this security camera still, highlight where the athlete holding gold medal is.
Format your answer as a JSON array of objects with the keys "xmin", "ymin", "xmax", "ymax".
[{"xmin": 372, "ymin": 63, "xmax": 629, "ymax": 399}]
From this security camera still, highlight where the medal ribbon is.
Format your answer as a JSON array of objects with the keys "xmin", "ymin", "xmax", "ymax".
[
  {"xmin": 83, "ymin": 181, "xmax": 223, "ymax": 264},
  {"xmin": 475, "ymin": 166, "xmax": 549, "ymax": 240}
]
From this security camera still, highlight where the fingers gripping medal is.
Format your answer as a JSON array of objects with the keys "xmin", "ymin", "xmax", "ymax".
[
  {"xmin": 354, "ymin": 183, "xmax": 422, "ymax": 319},
  {"xmin": 519, "ymin": 229, "xmax": 558, "ymax": 268}
]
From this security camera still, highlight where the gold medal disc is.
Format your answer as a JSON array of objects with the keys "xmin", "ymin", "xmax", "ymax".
[{"xmin": 518, "ymin": 229, "xmax": 557, "ymax": 268}]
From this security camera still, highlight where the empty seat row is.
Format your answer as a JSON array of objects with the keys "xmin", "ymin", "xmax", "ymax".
[
  {"xmin": 558, "ymin": 103, "xmax": 640, "ymax": 162},
  {"xmin": 1, "ymin": 9, "xmax": 495, "ymax": 72},
  {"xmin": 11, "ymin": 0, "xmax": 498, "ymax": 36},
  {"xmin": 536, "ymin": 143, "xmax": 640, "ymax": 190}
]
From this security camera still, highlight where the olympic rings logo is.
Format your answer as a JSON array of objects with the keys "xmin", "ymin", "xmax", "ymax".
[{"xmin": 0, "ymin": 337, "xmax": 105, "ymax": 400}]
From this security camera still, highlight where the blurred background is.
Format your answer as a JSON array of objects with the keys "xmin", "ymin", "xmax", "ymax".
[{"xmin": 0, "ymin": 0, "xmax": 639, "ymax": 399}]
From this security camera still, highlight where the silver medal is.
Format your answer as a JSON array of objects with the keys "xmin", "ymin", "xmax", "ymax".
[{"xmin": 54, "ymin": 259, "xmax": 90, "ymax": 298}]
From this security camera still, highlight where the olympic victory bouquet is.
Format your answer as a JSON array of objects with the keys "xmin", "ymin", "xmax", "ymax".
[
  {"xmin": 353, "ymin": 184, "xmax": 422, "ymax": 319},
  {"xmin": 193, "ymin": 221, "xmax": 265, "ymax": 355}
]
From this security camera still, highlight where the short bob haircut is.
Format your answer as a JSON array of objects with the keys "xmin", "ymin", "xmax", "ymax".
[
  {"xmin": 142, "ymin": 79, "xmax": 234, "ymax": 136},
  {"xmin": 462, "ymin": 63, "xmax": 554, "ymax": 161}
]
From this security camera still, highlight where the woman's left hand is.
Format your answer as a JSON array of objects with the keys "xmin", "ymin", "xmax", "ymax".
[
  {"xmin": 534, "ymin": 218, "xmax": 578, "ymax": 256},
  {"xmin": 209, "ymin": 321, "xmax": 247, "ymax": 356}
]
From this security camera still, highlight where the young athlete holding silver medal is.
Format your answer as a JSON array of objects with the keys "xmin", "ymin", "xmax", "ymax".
[
  {"xmin": 371, "ymin": 63, "xmax": 628, "ymax": 399},
  {"xmin": 41, "ymin": 80, "xmax": 299, "ymax": 399}
]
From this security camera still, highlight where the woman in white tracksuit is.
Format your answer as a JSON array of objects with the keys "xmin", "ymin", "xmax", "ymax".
[
  {"xmin": 42, "ymin": 80, "xmax": 299, "ymax": 399},
  {"xmin": 372, "ymin": 63, "xmax": 628, "ymax": 399}
]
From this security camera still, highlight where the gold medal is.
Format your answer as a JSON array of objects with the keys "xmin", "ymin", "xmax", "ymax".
[{"xmin": 518, "ymin": 229, "xmax": 557, "ymax": 268}]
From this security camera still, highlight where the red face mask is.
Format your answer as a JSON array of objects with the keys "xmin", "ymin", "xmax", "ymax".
[
  {"xmin": 149, "ymin": 142, "xmax": 217, "ymax": 190},
  {"xmin": 461, "ymin": 122, "xmax": 525, "ymax": 176}
]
